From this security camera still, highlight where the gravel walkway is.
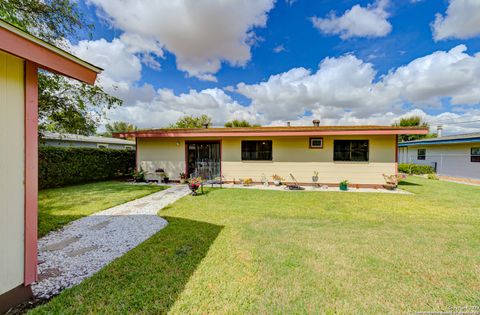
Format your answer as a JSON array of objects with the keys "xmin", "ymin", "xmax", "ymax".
[{"xmin": 32, "ymin": 185, "xmax": 190, "ymax": 299}]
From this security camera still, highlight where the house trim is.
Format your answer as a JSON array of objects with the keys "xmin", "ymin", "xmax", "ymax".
[
  {"xmin": 0, "ymin": 19, "xmax": 101, "ymax": 84},
  {"xmin": 399, "ymin": 137, "xmax": 480, "ymax": 147},
  {"xmin": 24, "ymin": 61, "xmax": 38, "ymax": 286},
  {"xmin": 117, "ymin": 128, "xmax": 428, "ymax": 139},
  {"xmin": 0, "ymin": 284, "xmax": 32, "ymax": 314}
]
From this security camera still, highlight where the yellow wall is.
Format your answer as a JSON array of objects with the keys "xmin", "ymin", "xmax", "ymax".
[
  {"xmin": 138, "ymin": 134, "xmax": 396, "ymax": 185},
  {"xmin": 137, "ymin": 138, "xmax": 185, "ymax": 180},
  {"xmin": 0, "ymin": 51, "xmax": 25, "ymax": 294}
]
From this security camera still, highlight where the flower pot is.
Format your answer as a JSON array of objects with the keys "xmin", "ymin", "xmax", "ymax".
[
  {"xmin": 189, "ymin": 184, "xmax": 199, "ymax": 195},
  {"xmin": 339, "ymin": 183, "xmax": 348, "ymax": 191},
  {"xmin": 312, "ymin": 176, "xmax": 318, "ymax": 183},
  {"xmin": 273, "ymin": 180, "xmax": 281, "ymax": 186},
  {"xmin": 180, "ymin": 179, "xmax": 186, "ymax": 184}
]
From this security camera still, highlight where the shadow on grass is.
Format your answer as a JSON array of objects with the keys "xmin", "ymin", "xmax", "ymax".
[
  {"xmin": 31, "ymin": 217, "xmax": 223, "ymax": 315},
  {"xmin": 398, "ymin": 180, "xmax": 422, "ymax": 186}
]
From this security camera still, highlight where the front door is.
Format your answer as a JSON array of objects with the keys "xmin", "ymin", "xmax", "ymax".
[{"xmin": 186, "ymin": 142, "xmax": 221, "ymax": 180}]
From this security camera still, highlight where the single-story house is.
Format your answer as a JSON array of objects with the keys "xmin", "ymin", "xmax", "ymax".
[
  {"xmin": 116, "ymin": 124, "xmax": 427, "ymax": 187},
  {"xmin": 398, "ymin": 132, "xmax": 480, "ymax": 180},
  {"xmin": 0, "ymin": 19, "xmax": 101, "ymax": 311},
  {"xmin": 41, "ymin": 132, "xmax": 135, "ymax": 150}
]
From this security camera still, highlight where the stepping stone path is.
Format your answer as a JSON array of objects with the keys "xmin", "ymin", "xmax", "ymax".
[{"xmin": 32, "ymin": 185, "xmax": 190, "ymax": 299}]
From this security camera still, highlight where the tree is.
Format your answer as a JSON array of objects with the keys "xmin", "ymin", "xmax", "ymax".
[
  {"xmin": 103, "ymin": 121, "xmax": 138, "ymax": 138},
  {"xmin": 224, "ymin": 119, "xmax": 260, "ymax": 127},
  {"xmin": 169, "ymin": 115, "xmax": 212, "ymax": 128},
  {"xmin": 393, "ymin": 116, "xmax": 436, "ymax": 142},
  {"xmin": 0, "ymin": 0, "xmax": 122, "ymax": 135}
]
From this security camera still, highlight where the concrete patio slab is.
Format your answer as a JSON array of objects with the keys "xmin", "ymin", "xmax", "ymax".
[{"xmin": 209, "ymin": 183, "xmax": 411, "ymax": 194}]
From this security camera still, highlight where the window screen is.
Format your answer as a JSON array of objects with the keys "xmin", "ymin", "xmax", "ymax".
[
  {"xmin": 310, "ymin": 138, "xmax": 323, "ymax": 148},
  {"xmin": 417, "ymin": 149, "xmax": 426, "ymax": 160},
  {"xmin": 241, "ymin": 140, "xmax": 272, "ymax": 161},
  {"xmin": 333, "ymin": 140, "xmax": 369, "ymax": 162},
  {"xmin": 471, "ymin": 147, "xmax": 480, "ymax": 162}
]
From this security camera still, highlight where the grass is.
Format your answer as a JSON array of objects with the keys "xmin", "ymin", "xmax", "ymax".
[
  {"xmin": 31, "ymin": 177, "xmax": 480, "ymax": 314},
  {"xmin": 38, "ymin": 181, "xmax": 167, "ymax": 237}
]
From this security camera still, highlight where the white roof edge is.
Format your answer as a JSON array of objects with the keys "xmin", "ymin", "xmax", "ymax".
[
  {"xmin": 0, "ymin": 19, "xmax": 102, "ymax": 73},
  {"xmin": 42, "ymin": 132, "xmax": 135, "ymax": 145}
]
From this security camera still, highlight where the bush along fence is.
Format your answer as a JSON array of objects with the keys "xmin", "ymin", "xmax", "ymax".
[
  {"xmin": 398, "ymin": 163, "xmax": 435, "ymax": 175},
  {"xmin": 39, "ymin": 146, "xmax": 135, "ymax": 189}
]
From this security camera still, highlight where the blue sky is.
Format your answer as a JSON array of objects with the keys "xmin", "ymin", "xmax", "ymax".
[{"xmin": 71, "ymin": 0, "xmax": 480, "ymax": 134}]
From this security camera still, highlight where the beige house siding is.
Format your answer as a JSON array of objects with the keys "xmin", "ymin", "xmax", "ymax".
[
  {"xmin": 138, "ymin": 134, "xmax": 396, "ymax": 185},
  {"xmin": 138, "ymin": 138, "xmax": 185, "ymax": 180},
  {"xmin": 0, "ymin": 51, "xmax": 25, "ymax": 294},
  {"xmin": 222, "ymin": 135, "xmax": 395, "ymax": 184},
  {"xmin": 399, "ymin": 143, "xmax": 480, "ymax": 180}
]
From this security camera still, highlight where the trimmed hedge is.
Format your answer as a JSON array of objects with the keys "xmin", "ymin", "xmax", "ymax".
[
  {"xmin": 39, "ymin": 146, "xmax": 135, "ymax": 189},
  {"xmin": 398, "ymin": 163, "xmax": 435, "ymax": 175}
]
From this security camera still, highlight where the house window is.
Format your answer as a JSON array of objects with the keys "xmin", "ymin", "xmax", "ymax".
[
  {"xmin": 471, "ymin": 147, "xmax": 480, "ymax": 162},
  {"xmin": 241, "ymin": 140, "xmax": 272, "ymax": 161},
  {"xmin": 309, "ymin": 138, "xmax": 323, "ymax": 149},
  {"xmin": 97, "ymin": 143, "xmax": 109, "ymax": 149},
  {"xmin": 124, "ymin": 145, "xmax": 133, "ymax": 150},
  {"xmin": 417, "ymin": 149, "xmax": 426, "ymax": 160},
  {"xmin": 333, "ymin": 140, "xmax": 369, "ymax": 162}
]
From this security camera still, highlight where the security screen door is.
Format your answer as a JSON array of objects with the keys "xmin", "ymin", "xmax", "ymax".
[{"xmin": 186, "ymin": 142, "xmax": 220, "ymax": 180}]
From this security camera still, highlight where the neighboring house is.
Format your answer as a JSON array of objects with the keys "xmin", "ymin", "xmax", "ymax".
[
  {"xmin": 0, "ymin": 19, "xmax": 101, "ymax": 311},
  {"xmin": 41, "ymin": 132, "xmax": 135, "ymax": 150},
  {"xmin": 116, "ymin": 123, "xmax": 427, "ymax": 186},
  {"xmin": 398, "ymin": 132, "xmax": 480, "ymax": 180}
]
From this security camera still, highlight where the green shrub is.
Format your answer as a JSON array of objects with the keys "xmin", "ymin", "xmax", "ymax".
[
  {"xmin": 427, "ymin": 173, "xmax": 439, "ymax": 180},
  {"xmin": 39, "ymin": 146, "xmax": 135, "ymax": 189},
  {"xmin": 398, "ymin": 163, "xmax": 435, "ymax": 175}
]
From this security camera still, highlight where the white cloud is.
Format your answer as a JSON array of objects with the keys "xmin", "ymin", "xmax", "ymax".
[
  {"xmin": 432, "ymin": 0, "xmax": 480, "ymax": 41},
  {"xmin": 79, "ymin": 37, "xmax": 480, "ymax": 136},
  {"xmin": 382, "ymin": 45, "xmax": 480, "ymax": 106},
  {"xmin": 70, "ymin": 36, "xmax": 164, "ymax": 107},
  {"xmin": 311, "ymin": 0, "xmax": 391, "ymax": 39},
  {"xmin": 87, "ymin": 0, "xmax": 274, "ymax": 81},
  {"xmin": 234, "ymin": 45, "xmax": 480, "ymax": 134},
  {"xmin": 73, "ymin": 38, "xmax": 143, "ymax": 84},
  {"xmin": 273, "ymin": 44, "xmax": 286, "ymax": 53},
  {"xmin": 106, "ymin": 88, "xmax": 259, "ymax": 128}
]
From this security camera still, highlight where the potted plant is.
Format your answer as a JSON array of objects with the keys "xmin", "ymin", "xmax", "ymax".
[
  {"xmin": 272, "ymin": 174, "xmax": 283, "ymax": 186},
  {"xmin": 163, "ymin": 173, "xmax": 170, "ymax": 184},
  {"xmin": 189, "ymin": 177, "xmax": 202, "ymax": 195},
  {"xmin": 312, "ymin": 171, "xmax": 319, "ymax": 184},
  {"xmin": 132, "ymin": 168, "xmax": 145, "ymax": 182},
  {"xmin": 179, "ymin": 172, "xmax": 187, "ymax": 184},
  {"xmin": 260, "ymin": 174, "xmax": 268, "ymax": 186},
  {"xmin": 339, "ymin": 180, "xmax": 349, "ymax": 191},
  {"xmin": 243, "ymin": 178, "xmax": 253, "ymax": 186}
]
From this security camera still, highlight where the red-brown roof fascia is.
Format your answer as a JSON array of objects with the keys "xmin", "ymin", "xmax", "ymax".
[
  {"xmin": 0, "ymin": 19, "xmax": 101, "ymax": 84},
  {"xmin": 114, "ymin": 126, "xmax": 429, "ymax": 139}
]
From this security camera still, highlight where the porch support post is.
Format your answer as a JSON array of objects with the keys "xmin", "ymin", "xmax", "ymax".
[
  {"xmin": 395, "ymin": 135, "xmax": 398, "ymax": 176},
  {"xmin": 24, "ymin": 61, "xmax": 38, "ymax": 285}
]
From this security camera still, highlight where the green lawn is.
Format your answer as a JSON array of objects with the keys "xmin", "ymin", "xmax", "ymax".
[
  {"xmin": 31, "ymin": 177, "xmax": 480, "ymax": 314},
  {"xmin": 38, "ymin": 181, "xmax": 167, "ymax": 237}
]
